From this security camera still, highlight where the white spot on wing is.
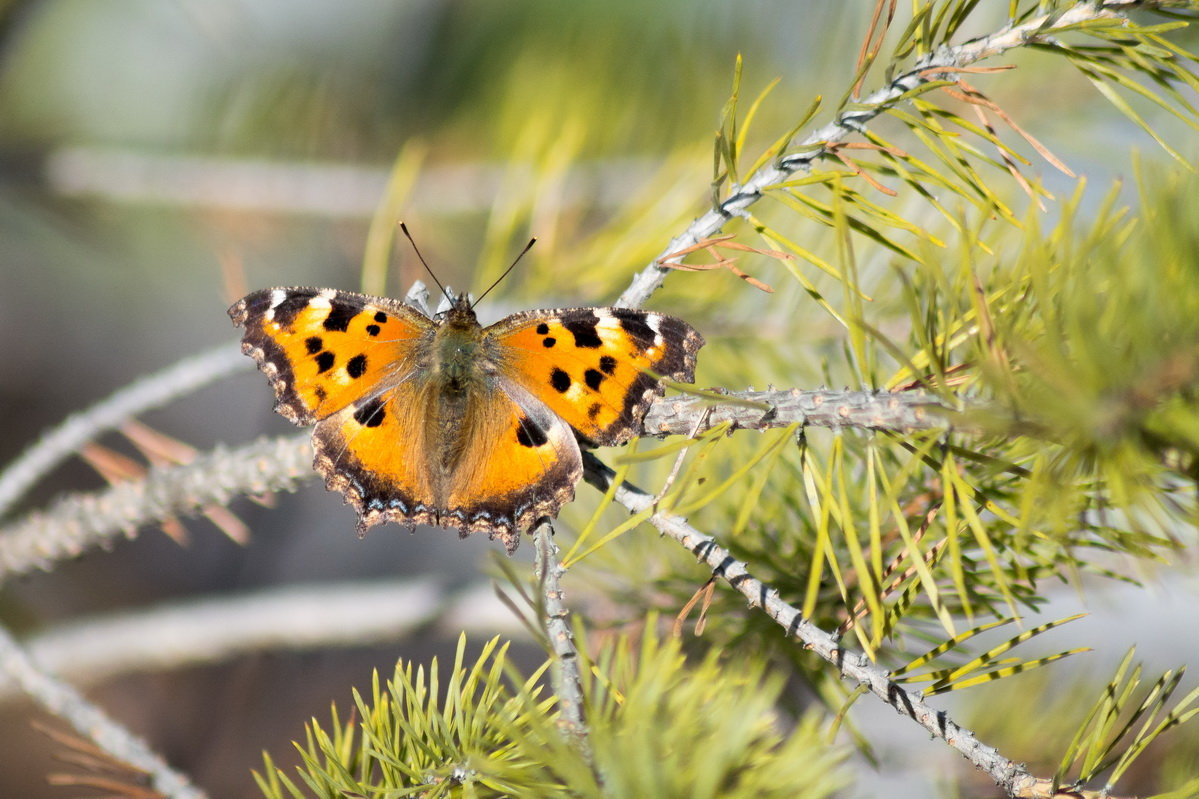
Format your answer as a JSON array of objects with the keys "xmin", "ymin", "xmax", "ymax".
[{"xmin": 265, "ymin": 289, "xmax": 287, "ymax": 320}]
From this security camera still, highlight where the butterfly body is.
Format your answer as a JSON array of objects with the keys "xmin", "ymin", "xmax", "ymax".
[{"xmin": 230, "ymin": 287, "xmax": 703, "ymax": 551}]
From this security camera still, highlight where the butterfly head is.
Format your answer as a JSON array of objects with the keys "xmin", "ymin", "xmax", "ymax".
[{"xmin": 436, "ymin": 291, "xmax": 479, "ymax": 326}]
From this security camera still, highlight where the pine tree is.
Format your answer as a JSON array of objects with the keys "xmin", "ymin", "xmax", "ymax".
[{"xmin": 2, "ymin": 2, "xmax": 1199, "ymax": 797}]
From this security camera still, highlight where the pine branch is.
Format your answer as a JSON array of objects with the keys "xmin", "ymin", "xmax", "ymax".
[
  {"xmin": 642, "ymin": 387, "xmax": 954, "ymax": 435},
  {"xmin": 617, "ymin": 0, "xmax": 1180, "ymax": 311},
  {"xmin": 578, "ymin": 452, "xmax": 1141, "ymax": 799},
  {"xmin": 0, "ymin": 384, "xmax": 967, "ymax": 585},
  {"xmin": 0, "ymin": 435, "xmax": 312, "ymax": 585},
  {"xmin": 0, "ymin": 624, "xmax": 206, "ymax": 799}
]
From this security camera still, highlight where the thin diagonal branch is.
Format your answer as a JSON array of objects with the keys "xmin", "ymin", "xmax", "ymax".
[
  {"xmin": 579, "ymin": 451, "xmax": 1122, "ymax": 799},
  {"xmin": 616, "ymin": 0, "xmax": 1158, "ymax": 311},
  {"xmin": 0, "ymin": 344, "xmax": 248, "ymax": 520},
  {"xmin": 0, "ymin": 624, "xmax": 206, "ymax": 799}
]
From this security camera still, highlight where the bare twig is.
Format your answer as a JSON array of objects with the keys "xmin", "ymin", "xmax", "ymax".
[
  {"xmin": 642, "ymin": 387, "xmax": 956, "ymax": 436},
  {"xmin": 0, "ymin": 624, "xmax": 206, "ymax": 799},
  {"xmin": 0, "ymin": 344, "xmax": 248, "ymax": 520}
]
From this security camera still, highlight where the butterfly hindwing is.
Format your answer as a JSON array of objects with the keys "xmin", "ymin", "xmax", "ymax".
[
  {"xmin": 310, "ymin": 369, "xmax": 581, "ymax": 552},
  {"xmin": 487, "ymin": 307, "xmax": 704, "ymax": 445},
  {"xmin": 444, "ymin": 378, "xmax": 582, "ymax": 545},
  {"xmin": 229, "ymin": 287, "xmax": 431, "ymax": 424}
]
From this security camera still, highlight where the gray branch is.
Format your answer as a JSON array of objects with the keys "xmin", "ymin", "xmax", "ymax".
[
  {"xmin": 617, "ymin": 0, "xmax": 1149, "ymax": 311},
  {"xmin": 0, "ymin": 624, "xmax": 207, "ymax": 799},
  {"xmin": 0, "ymin": 386, "xmax": 963, "ymax": 586},
  {"xmin": 0, "ymin": 435, "xmax": 312, "ymax": 585},
  {"xmin": 579, "ymin": 451, "xmax": 1044, "ymax": 798},
  {"xmin": 533, "ymin": 523, "xmax": 591, "ymax": 756},
  {"xmin": 642, "ymin": 388, "xmax": 956, "ymax": 435}
]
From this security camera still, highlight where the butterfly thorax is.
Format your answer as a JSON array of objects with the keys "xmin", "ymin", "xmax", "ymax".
[
  {"xmin": 425, "ymin": 301, "xmax": 496, "ymax": 492},
  {"xmin": 431, "ymin": 303, "xmax": 487, "ymax": 391}
]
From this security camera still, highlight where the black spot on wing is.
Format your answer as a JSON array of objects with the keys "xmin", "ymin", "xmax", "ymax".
[
  {"xmin": 599, "ymin": 355, "xmax": 617, "ymax": 374},
  {"xmin": 515, "ymin": 416, "xmax": 549, "ymax": 448},
  {"xmin": 536, "ymin": 323, "xmax": 550, "ymax": 335},
  {"xmin": 305, "ymin": 336, "xmax": 323, "ymax": 354},
  {"xmin": 346, "ymin": 354, "xmax": 367, "ymax": 379},
  {"xmin": 542, "ymin": 337, "xmax": 556, "ymax": 348},
  {"xmin": 610, "ymin": 308, "xmax": 657, "ymax": 350},
  {"xmin": 374, "ymin": 311, "xmax": 388, "ymax": 323},
  {"xmin": 564, "ymin": 314, "xmax": 602, "ymax": 348},
  {"xmin": 271, "ymin": 291, "xmax": 316, "ymax": 328},
  {"xmin": 550, "ymin": 368, "xmax": 572, "ymax": 393},
  {"xmin": 353, "ymin": 396, "xmax": 386, "ymax": 428},
  {"xmin": 323, "ymin": 300, "xmax": 358, "ymax": 332},
  {"xmin": 584, "ymin": 368, "xmax": 604, "ymax": 390},
  {"xmin": 587, "ymin": 402, "xmax": 603, "ymax": 420},
  {"xmin": 366, "ymin": 324, "xmax": 381, "ymax": 336},
  {"xmin": 315, "ymin": 351, "xmax": 335, "ymax": 373}
]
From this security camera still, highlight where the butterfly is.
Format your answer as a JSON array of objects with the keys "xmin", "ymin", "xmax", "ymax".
[{"xmin": 229, "ymin": 285, "xmax": 703, "ymax": 552}]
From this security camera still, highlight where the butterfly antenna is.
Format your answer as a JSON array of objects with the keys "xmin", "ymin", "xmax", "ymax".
[
  {"xmin": 398, "ymin": 222, "xmax": 451, "ymax": 303},
  {"xmin": 472, "ymin": 237, "xmax": 537, "ymax": 309}
]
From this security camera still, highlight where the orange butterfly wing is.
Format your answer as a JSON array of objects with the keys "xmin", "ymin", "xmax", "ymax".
[
  {"xmin": 487, "ymin": 307, "xmax": 704, "ymax": 445},
  {"xmin": 229, "ymin": 287, "xmax": 431, "ymax": 424}
]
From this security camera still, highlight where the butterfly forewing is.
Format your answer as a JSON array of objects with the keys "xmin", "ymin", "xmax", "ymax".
[
  {"xmin": 230, "ymin": 288, "xmax": 430, "ymax": 424},
  {"xmin": 487, "ymin": 307, "xmax": 704, "ymax": 445}
]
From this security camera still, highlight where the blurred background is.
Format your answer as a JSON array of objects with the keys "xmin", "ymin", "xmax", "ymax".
[{"xmin": 0, "ymin": 2, "xmax": 1195, "ymax": 797}]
